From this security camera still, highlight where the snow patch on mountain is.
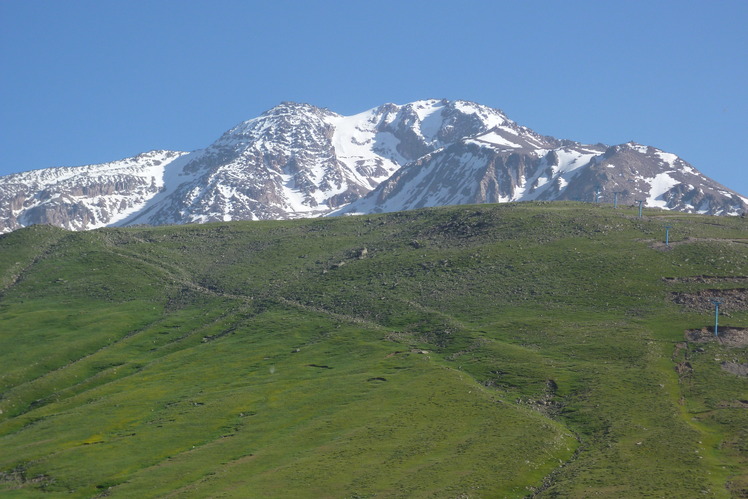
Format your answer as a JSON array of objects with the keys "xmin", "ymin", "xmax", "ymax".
[
  {"xmin": 646, "ymin": 172, "xmax": 680, "ymax": 208},
  {"xmin": 327, "ymin": 108, "xmax": 404, "ymax": 185},
  {"xmin": 411, "ymin": 100, "xmax": 446, "ymax": 141},
  {"xmin": 554, "ymin": 149, "xmax": 596, "ymax": 174},
  {"xmin": 470, "ymin": 131, "xmax": 522, "ymax": 149},
  {"xmin": 655, "ymin": 151, "xmax": 678, "ymax": 165}
]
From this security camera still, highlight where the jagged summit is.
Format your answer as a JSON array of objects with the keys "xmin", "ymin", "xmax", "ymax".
[{"xmin": 0, "ymin": 99, "xmax": 745, "ymax": 233}]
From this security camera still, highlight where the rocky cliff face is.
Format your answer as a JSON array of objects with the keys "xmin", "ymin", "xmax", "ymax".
[
  {"xmin": 1, "ymin": 99, "xmax": 745, "ymax": 233},
  {"xmin": 334, "ymin": 136, "xmax": 748, "ymax": 217},
  {"xmin": 0, "ymin": 150, "xmax": 187, "ymax": 232}
]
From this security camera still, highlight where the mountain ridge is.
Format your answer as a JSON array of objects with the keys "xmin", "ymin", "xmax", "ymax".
[{"xmin": 1, "ymin": 99, "xmax": 745, "ymax": 233}]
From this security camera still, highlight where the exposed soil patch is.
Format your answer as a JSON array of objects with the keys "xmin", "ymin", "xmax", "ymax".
[
  {"xmin": 0, "ymin": 467, "xmax": 53, "ymax": 488},
  {"xmin": 721, "ymin": 362, "xmax": 748, "ymax": 377},
  {"xmin": 663, "ymin": 275, "xmax": 748, "ymax": 285},
  {"xmin": 385, "ymin": 349, "xmax": 430, "ymax": 359},
  {"xmin": 519, "ymin": 379, "xmax": 562, "ymax": 418},
  {"xmin": 671, "ymin": 289, "xmax": 748, "ymax": 312},
  {"xmin": 685, "ymin": 327, "xmax": 748, "ymax": 348},
  {"xmin": 672, "ymin": 342, "xmax": 687, "ymax": 360},
  {"xmin": 674, "ymin": 361, "xmax": 693, "ymax": 375},
  {"xmin": 649, "ymin": 241, "xmax": 674, "ymax": 251},
  {"xmin": 716, "ymin": 399, "xmax": 748, "ymax": 408}
]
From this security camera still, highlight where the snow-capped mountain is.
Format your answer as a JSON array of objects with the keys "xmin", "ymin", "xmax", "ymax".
[
  {"xmin": 0, "ymin": 99, "xmax": 746, "ymax": 233},
  {"xmin": 334, "ymin": 138, "xmax": 748, "ymax": 217},
  {"xmin": 121, "ymin": 100, "xmax": 527, "ymax": 226},
  {"xmin": 0, "ymin": 150, "xmax": 188, "ymax": 233}
]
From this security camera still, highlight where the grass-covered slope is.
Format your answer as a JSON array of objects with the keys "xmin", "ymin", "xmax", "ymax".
[{"xmin": 0, "ymin": 202, "xmax": 746, "ymax": 498}]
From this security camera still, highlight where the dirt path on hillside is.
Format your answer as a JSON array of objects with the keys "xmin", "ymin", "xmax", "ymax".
[{"xmin": 102, "ymin": 243, "xmax": 392, "ymax": 334}]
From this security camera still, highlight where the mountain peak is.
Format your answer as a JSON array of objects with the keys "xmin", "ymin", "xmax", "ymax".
[{"xmin": 264, "ymin": 101, "xmax": 335, "ymax": 116}]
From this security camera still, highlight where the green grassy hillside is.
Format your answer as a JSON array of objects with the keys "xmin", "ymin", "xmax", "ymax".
[{"xmin": 0, "ymin": 202, "xmax": 746, "ymax": 498}]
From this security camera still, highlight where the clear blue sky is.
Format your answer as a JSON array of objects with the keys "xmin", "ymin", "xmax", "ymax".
[{"xmin": 1, "ymin": 0, "xmax": 746, "ymax": 195}]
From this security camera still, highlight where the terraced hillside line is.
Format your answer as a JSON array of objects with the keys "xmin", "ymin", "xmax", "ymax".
[
  {"xmin": 275, "ymin": 297, "xmax": 389, "ymax": 332},
  {"xmin": 0, "ymin": 303, "xmax": 254, "ymax": 423},
  {"xmin": 103, "ymin": 245, "xmax": 393, "ymax": 337},
  {"xmin": 102, "ymin": 246, "xmax": 256, "ymax": 304},
  {"xmin": 97, "ymin": 236, "xmax": 198, "ymax": 291},
  {"xmin": 102, "ymin": 242, "xmax": 394, "ymax": 336},
  {"xmin": 1, "ymin": 318, "xmax": 166, "ymax": 402},
  {"xmin": 0, "ymin": 229, "xmax": 68, "ymax": 297},
  {"xmin": 396, "ymin": 296, "xmax": 467, "ymax": 331}
]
